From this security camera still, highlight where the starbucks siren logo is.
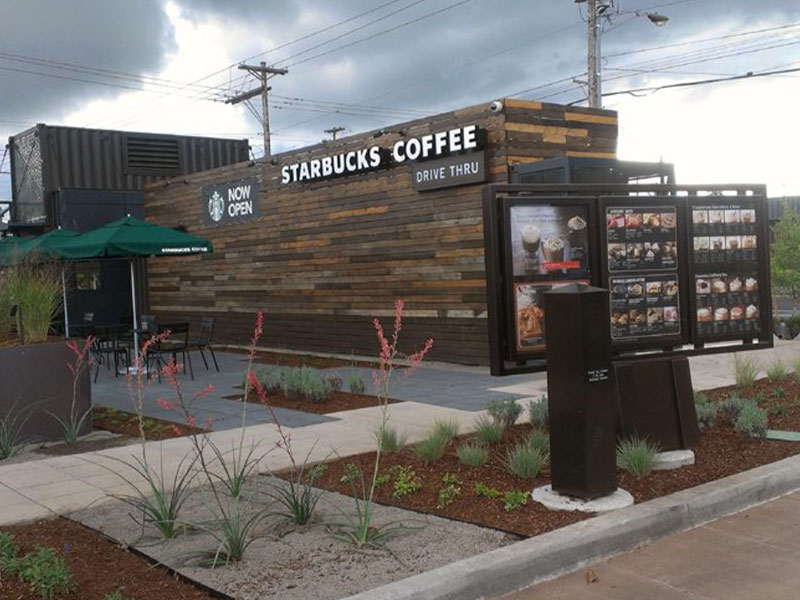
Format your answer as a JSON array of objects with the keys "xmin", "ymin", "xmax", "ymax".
[{"xmin": 208, "ymin": 190, "xmax": 225, "ymax": 222}]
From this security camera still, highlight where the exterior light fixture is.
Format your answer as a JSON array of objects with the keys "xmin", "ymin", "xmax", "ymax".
[{"xmin": 647, "ymin": 12, "xmax": 669, "ymax": 26}]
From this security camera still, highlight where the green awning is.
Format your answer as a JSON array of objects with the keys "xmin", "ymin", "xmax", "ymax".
[{"xmin": 55, "ymin": 216, "xmax": 212, "ymax": 259}]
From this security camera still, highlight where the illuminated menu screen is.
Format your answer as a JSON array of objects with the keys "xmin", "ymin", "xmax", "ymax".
[
  {"xmin": 606, "ymin": 207, "xmax": 677, "ymax": 272},
  {"xmin": 610, "ymin": 274, "xmax": 680, "ymax": 340},
  {"xmin": 691, "ymin": 203, "xmax": 761, "ymax": 338}
]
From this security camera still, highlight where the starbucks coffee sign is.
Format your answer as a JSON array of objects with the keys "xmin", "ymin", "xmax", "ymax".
[
  {"xmin": 202, "ymin": 178, "xmax": 260, "ymax": 226},
  {"xmin": 280, "ymin": 125, "xmax": 486, "ymax": 188}
]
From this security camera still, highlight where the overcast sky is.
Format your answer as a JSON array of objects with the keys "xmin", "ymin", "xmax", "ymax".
[{"xmin": 2, "ymin": 0, "xmax": 800, "ymax": 205}]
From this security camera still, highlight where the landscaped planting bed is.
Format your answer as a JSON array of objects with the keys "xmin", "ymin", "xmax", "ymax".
[
  {"xmin": 0, "ymin": 518, "xmax": 216, "ymax": 600},
  {"xmin": 93, "ymin": 406, "xmax": 204, "ymax": 440}
]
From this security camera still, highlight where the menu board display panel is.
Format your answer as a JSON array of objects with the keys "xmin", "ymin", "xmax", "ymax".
[
  {"xmin": 610, "ymin": 274, "xmax": 680, "ymax": 340},
  {"xmin": 689, "ymin": 199, "xmax": 765, "ymax": 341},
  {"xmin": 606, "ymin": 206, "xmax": 678, "ymax": 272},
  {"xmin": 514, "ymin": 280, "xmax": 590, "ymax": 352},
  {"xmin": 509, "ymin": 205, "xmax": 591, "ymax": 280}
]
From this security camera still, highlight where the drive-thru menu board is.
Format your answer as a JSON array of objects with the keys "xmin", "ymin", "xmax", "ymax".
[
  {"xmin": 602, "ymin": 200, "xmax": 686, "ymax": 347},
  {"xmin": 482, "ymin": 185, "xmax": 772, "ymax": 376},
  {"xmin": 690, "ymin": 201, "xmax": 763, "ymax": 340},
  {"xmin": 506, "ymin": 201, "xmax": 594, "ymax": 356}
]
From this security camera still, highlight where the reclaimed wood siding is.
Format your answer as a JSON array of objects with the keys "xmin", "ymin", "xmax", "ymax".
[{"xmin": 145, "ymin": 100, "xmax": 617, "ymax": 364}]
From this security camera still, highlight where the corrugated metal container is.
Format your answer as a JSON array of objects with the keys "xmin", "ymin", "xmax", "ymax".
[{"xmin": 8, "ymin": 124, "xmax": 249, "ymax": 226}]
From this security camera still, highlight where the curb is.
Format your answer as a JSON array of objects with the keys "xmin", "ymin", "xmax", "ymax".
[{"xmin": 342, "ymin": 452, "xmax": 800, "ymax": 600}]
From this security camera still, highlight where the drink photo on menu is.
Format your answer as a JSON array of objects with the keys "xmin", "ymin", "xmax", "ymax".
[{"xmin": 510, "ymin": 205, "xmax": 590, "ymax": 280}]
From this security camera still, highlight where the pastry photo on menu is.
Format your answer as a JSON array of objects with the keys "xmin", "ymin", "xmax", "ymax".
[
  {"xmin": 607, "ymin": 210, "xmax": 625, "ymax": 229},
  {"xmin": 696, "ymin": 278, "xmax": 711, "ymax": 294},
  {"xmin": 627, "ymin": 243, "xmax": 643, "ymax": 260},
  {"xmin": 661, "ymin": 212, "xmax": 676, "ymax": 228},
  {"xmin": 725, "ymin": 209, "xmax": 741, "ymax": 224},
  {"xmin": 664, "ymin": 306, "xmax": 679, "ymax": 322},
  {"xmin": 625, "ymin": 212, "xmax": 643, "ymax": 228},
  {"xmin": 664, "ymin": 280, "xmax": 678, "ymax": 296},
  {"xmin": 726, "ymin": 236, "xmax": 741, "ymax": 250},
  {"xmin": 711, "ymin": 278, "xmax": 727, "ymax": 294},
  {"xmin": 643, "ymin": 212, "xmax": 660, "ymax": 228},
  {"xmin": 693, "ymin": 210, "xmax": 708, "ymax": 225},
  {"xmin": 647, "ymin": 307, "xmax": 663, "ymax": 325}
]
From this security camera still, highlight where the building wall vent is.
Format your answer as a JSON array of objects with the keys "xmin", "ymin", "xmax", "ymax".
[{"xmin": 123, "ymin": 134, "xmax": 182, "ymax": 175}]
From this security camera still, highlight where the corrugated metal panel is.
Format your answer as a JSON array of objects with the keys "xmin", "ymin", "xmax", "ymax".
[
  {"xmin": 9, "ymin": 124, "xmax": 249, "ymax": 226},
  {"xmin": 769, "ymin": 197, "xmax": 800, "ymax": 222}
]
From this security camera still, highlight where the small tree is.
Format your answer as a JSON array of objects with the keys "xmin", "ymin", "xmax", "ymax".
[{"xmin": 771, "ymin": 205, "xmax": 800, "ymax": 309}]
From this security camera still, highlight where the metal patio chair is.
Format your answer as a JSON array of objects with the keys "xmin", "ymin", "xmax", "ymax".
[
  {"xmin": 188, "ymin": 316, "xmax": 219, "ymax": 372},
  {"xmin": 146, "ymin": 322, "xmax": 194, "ymax": 382}
]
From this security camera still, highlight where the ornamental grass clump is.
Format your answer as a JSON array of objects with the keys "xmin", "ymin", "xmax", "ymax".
[
  {"xmin": 766, "ymin": 358, "xmax": 788, "ymax": 382},
  {"xmin": 457, "ymin": 442, "xmax": 488, "ymax": 467},
  {"xmin": 735, "ymin": 403, "xmax": 768, "ymax": 439},
  {"xmin": 733, "ymin": 354, "xmax": 759, "ymax": 388},
  {"xmin": 487, "ymin": 397, "xmax": 522, "ymax": 428},
  {"xmin": 527, "ymin": 396, "xmax": 549, "ymax": 427},
  {"xmin": 506, "ymin": 443, "xmax": 547, "ymax": 479},
  {"xmin": 616, "ymin": 437, "xmax": 660, "ymax": 477},
  {"xmin": 348, "ymin": 374, "xmax": 366, "ymax": 394},
  {"xmin": 525, "ymin": 428, "xmax": 550, "ymax": 455},
  {"xmin": 5, "ymin": 258, "xmax": 62, "ymax": 342},
  {"xmin": 432, "ymin": 419, "xmax": 459, "ymax": 442},
  {"xmin": 413, "ymin": 428, "xmax": 450, "ymax": 463},
  {"xmin": 473, "ymin": 415, "xmax": 504, "ymax": 445},
  {"xmin": 375, "ymin": 424, "xmax": 407, "ymax": 454}
]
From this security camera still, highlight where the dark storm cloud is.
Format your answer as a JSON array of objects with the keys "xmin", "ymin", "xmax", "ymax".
[{"xmin": 0, "ymin": 0, "xmax": 174, "ymax": 126}]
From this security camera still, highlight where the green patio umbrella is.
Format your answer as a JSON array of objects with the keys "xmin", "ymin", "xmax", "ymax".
[{"xmin": 55, "ymin": 215, "xmax": 213, "ymax": 364}]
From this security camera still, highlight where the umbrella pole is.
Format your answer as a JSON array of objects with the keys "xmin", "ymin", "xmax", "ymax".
[
  {"xmin": 61, "ymin": 267, "xmax": 70, "ymax": 337},
  {"xmin": 130, "ymin": 259, "xmax": 140, "ymax": 368}
]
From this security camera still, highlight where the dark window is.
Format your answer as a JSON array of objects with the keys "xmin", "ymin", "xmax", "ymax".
[
  {"xmin": 75, "ymin": 261, "xmax": 102, "ymax": 291},
  {"xmin": 123, "ymin": 134, "xmax": 182, "ymax": 175}
]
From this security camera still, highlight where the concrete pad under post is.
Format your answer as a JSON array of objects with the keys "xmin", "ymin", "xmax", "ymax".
[{"xmin": 531, "ymin": 484, "xmax": 634, "ymax": 514}]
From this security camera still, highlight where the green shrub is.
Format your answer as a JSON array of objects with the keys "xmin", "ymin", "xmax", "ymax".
[
  {"xmin": 735, "ymin": 403, "xmax": 768, "ymax": 439},
  {"xmin": 339, "ymin": 463, "xmax": 362, "ymax": 485},
  {"xmin": 792, "ymin": 356, "xmax": 800, "ymax": 380},
  {"xmin": 734, "ymin": 354, "xmax": 759, "ymax": 388},
  {"xmin": 376, "ymin": 425, "xmax": 406, "ymax": 454},
  {"xmin": 457, "ymin": 442, "xmax": 488, "ymax": 467},
  {"xmin": 719, "ymin": 394, "xmax": 752, "ymax": 423},
  {"xmin": 473, "ymin": 415, "xmax": 504, "ymax": 445},
  {"xmin": 774, "ymin": 388, "xmax": 786, "ymax": 401},
  {"xmin": 616, "ymin": 437, "xmax": 660, "ymax": 477},
  {"xmin": 527, "ymin": 396, "xmax": 549, "ymax": 427},
  {"xmin": 413, "ymin": 429, "xmax": 450, "ymax": 463},
  {"xmin": 766, "ymin": 359, "xmax": 787, "ymax": 382},
  {"xmin": 525, "ymin": 428, "xmax": 550, "ymax": 455},
  {"xmin": 348, "ymin": 374, "xmax": 366, "ymax": 395},
  {"xmin": 474, "ymin": 482, "xmax": 501, "ymax": 499},
  {"xmin": 432, "ymin": 419, "xmax": 459, "ymax": 442},
  {"xmin": 437, "ymin": 473, "xmax": 462, "ymax": 508},
  {"xmin": 0, "ymin": 531, "xmax": 19, "ymax": 572},
  {"xmin": 506, "ymin": 443, "xmax": 547, "ymax": 479},
  {"xmin": 695, "ymin": 401, "xmax": 718, "ymax": 431},
  {"xmin": 325, "ymin": 375, "xmax": 343, "ymax": 393},
  {"xmin": 502, "ymin": 490, "xmax": 528, "ymax": 512},
  {"xmin": 391, "ymin": 466, "xmax": 421, "ymax": 498},
  {"xmin": 487, "ymin": 398, "xmax": 522, "ymax": 428},
  {"xmin": 305, "ymin": 463, "xmax": 328, "ymax": 482},
  {"xmin": 17, "ymin": 546, "xmax": 75, "ymax": 600}
]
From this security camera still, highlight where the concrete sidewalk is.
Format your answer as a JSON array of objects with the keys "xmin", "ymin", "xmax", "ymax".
[{"xmin": 503, "ymin": 490, "xmax": 800, "ymax": 600}]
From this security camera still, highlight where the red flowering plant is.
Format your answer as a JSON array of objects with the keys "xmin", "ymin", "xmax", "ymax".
[
  {"xmin": 49, "ymin": 336, "xmax": 95, "ymax": 444},
  {"xmin": 334, "ymin": 299, "xmax": 433, "ymax": 547}
]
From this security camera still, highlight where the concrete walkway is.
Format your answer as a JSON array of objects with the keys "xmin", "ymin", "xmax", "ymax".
[
  {"xmin": 1, "ymin": 340, "xmax": 798, "ymax": 527},
  {"xmin": 503, "ymin": 489, "xmax": 800, "ymax": 600}
]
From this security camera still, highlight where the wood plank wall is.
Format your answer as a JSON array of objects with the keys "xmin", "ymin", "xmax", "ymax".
[{"xmin": 145, "ymin": 99, "xmax": 617, "ymax": 364}]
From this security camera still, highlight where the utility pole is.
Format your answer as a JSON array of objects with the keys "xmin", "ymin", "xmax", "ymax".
[
  {"xmin": 226, "ymin": 61, "xmax": 288, "ymax": 161},
  {"xmin": 324, "ymin": 126, "xmax": 345, "ymax": 141},
  {"xmin": 587, "ymin": 0, "xmax": 601, "ymax": 108}
]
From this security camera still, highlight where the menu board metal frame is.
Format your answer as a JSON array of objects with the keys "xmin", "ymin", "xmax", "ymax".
[
  {"xmin": 687, "ymin": 194, "xmax": 772, "ymax": 345},
  {"xmin": 500, "ymin": 196, "xmax": 599, "ymax": 362},
  {"xmin": 483, "ymin": 183, "xmax": 772, "ymax": 377},
  {"xmin": 599, "ymin": 196, "xmax": 690, "ymax": 352}
]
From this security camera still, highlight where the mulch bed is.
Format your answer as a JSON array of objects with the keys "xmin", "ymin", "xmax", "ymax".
[
  {"xmin": 93, "ymin": 406, "xmax": 203, "ymax": 440},
  {"xmin": 307, "ymin": 376, "xmax": 800, "ymax": 538},
  {"xmin": 222, "ymin": 388, "xmax": 399, "ymax": 415},
  {"xmin": 0, "ymin": 518, "xmax": 217, "ymax": 600},
  {"xmin": 702, "ymin": 375, "xmax": 800, "ymax": 431}
]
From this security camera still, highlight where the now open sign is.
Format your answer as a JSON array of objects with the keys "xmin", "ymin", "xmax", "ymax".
[{"xmin": 202, "ymin": 177, "xmax": 260, "ymax": 226}]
